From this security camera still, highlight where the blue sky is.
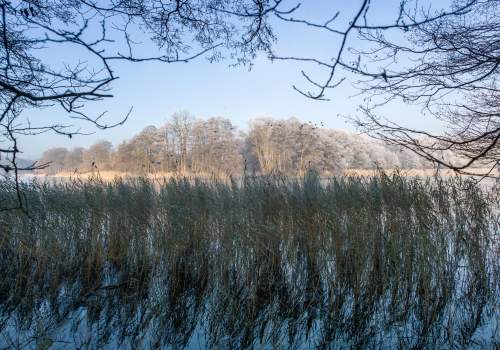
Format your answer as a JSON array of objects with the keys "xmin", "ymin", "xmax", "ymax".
[{"xmin": 19, "ymin": 0, "xmax": 449, "ymax": 159}]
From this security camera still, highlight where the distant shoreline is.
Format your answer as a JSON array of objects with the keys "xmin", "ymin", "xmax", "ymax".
[{"xmin": 25, "ymin": 168, "xmax": 500, "ymax": 182}]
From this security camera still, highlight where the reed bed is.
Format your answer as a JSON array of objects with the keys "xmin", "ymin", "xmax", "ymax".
[{"xmin": 0, "ymin": 172, "xmax": 498, "ymax": 349}]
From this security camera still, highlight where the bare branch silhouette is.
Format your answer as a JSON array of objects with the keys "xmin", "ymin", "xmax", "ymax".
[
  {"xmin": 0, "ymin": 0, "xmax": 286, "ymax": 209},
  {"xmin": 271, "ymin": 0, "xmax": 499, "ymax": 176}
]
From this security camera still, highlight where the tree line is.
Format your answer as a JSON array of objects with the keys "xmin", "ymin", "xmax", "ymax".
[{"xmin": 37, "ymin": 111, "xmax": 461, "ymax": 177}]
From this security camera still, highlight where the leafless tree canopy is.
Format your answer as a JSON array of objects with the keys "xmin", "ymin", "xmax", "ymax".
[
  {"xmin": 38, "ymin": 112, "xmax": 458, "ymax": 177},
  {"xmin": 271, "ymin": 0, "xmax": 499, "ymax": 175}
]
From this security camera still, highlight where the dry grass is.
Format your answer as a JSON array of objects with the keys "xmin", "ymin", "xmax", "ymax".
[
  {"xmin": 31, "ymin": 168, "xmax": 500, "ymax": 184},
  {"xmin": 0, "ymin": 171, "xmax": 498, "ymax": 349},
  {"xmin": 343, "ymin": 168, "xmax": 500, "ymax": 177},
  {"xmin": 31, "ymin": 170, "xmax": 233, "ymax": 182}
]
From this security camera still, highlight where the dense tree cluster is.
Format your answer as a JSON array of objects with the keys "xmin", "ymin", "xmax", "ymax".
[{"xmin": 38, "ymin": 111, "xmax": 463, "ymax": 176}]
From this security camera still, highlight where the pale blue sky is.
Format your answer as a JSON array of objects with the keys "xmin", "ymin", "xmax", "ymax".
[{"xmin": 19, "ymin": 0, "xmax": 449, "ymax": 159}]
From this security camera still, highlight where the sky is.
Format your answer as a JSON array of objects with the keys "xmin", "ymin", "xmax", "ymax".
[{"xmin": 18, "ymin": 0, "xmax": 450, "ymax": 160}]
